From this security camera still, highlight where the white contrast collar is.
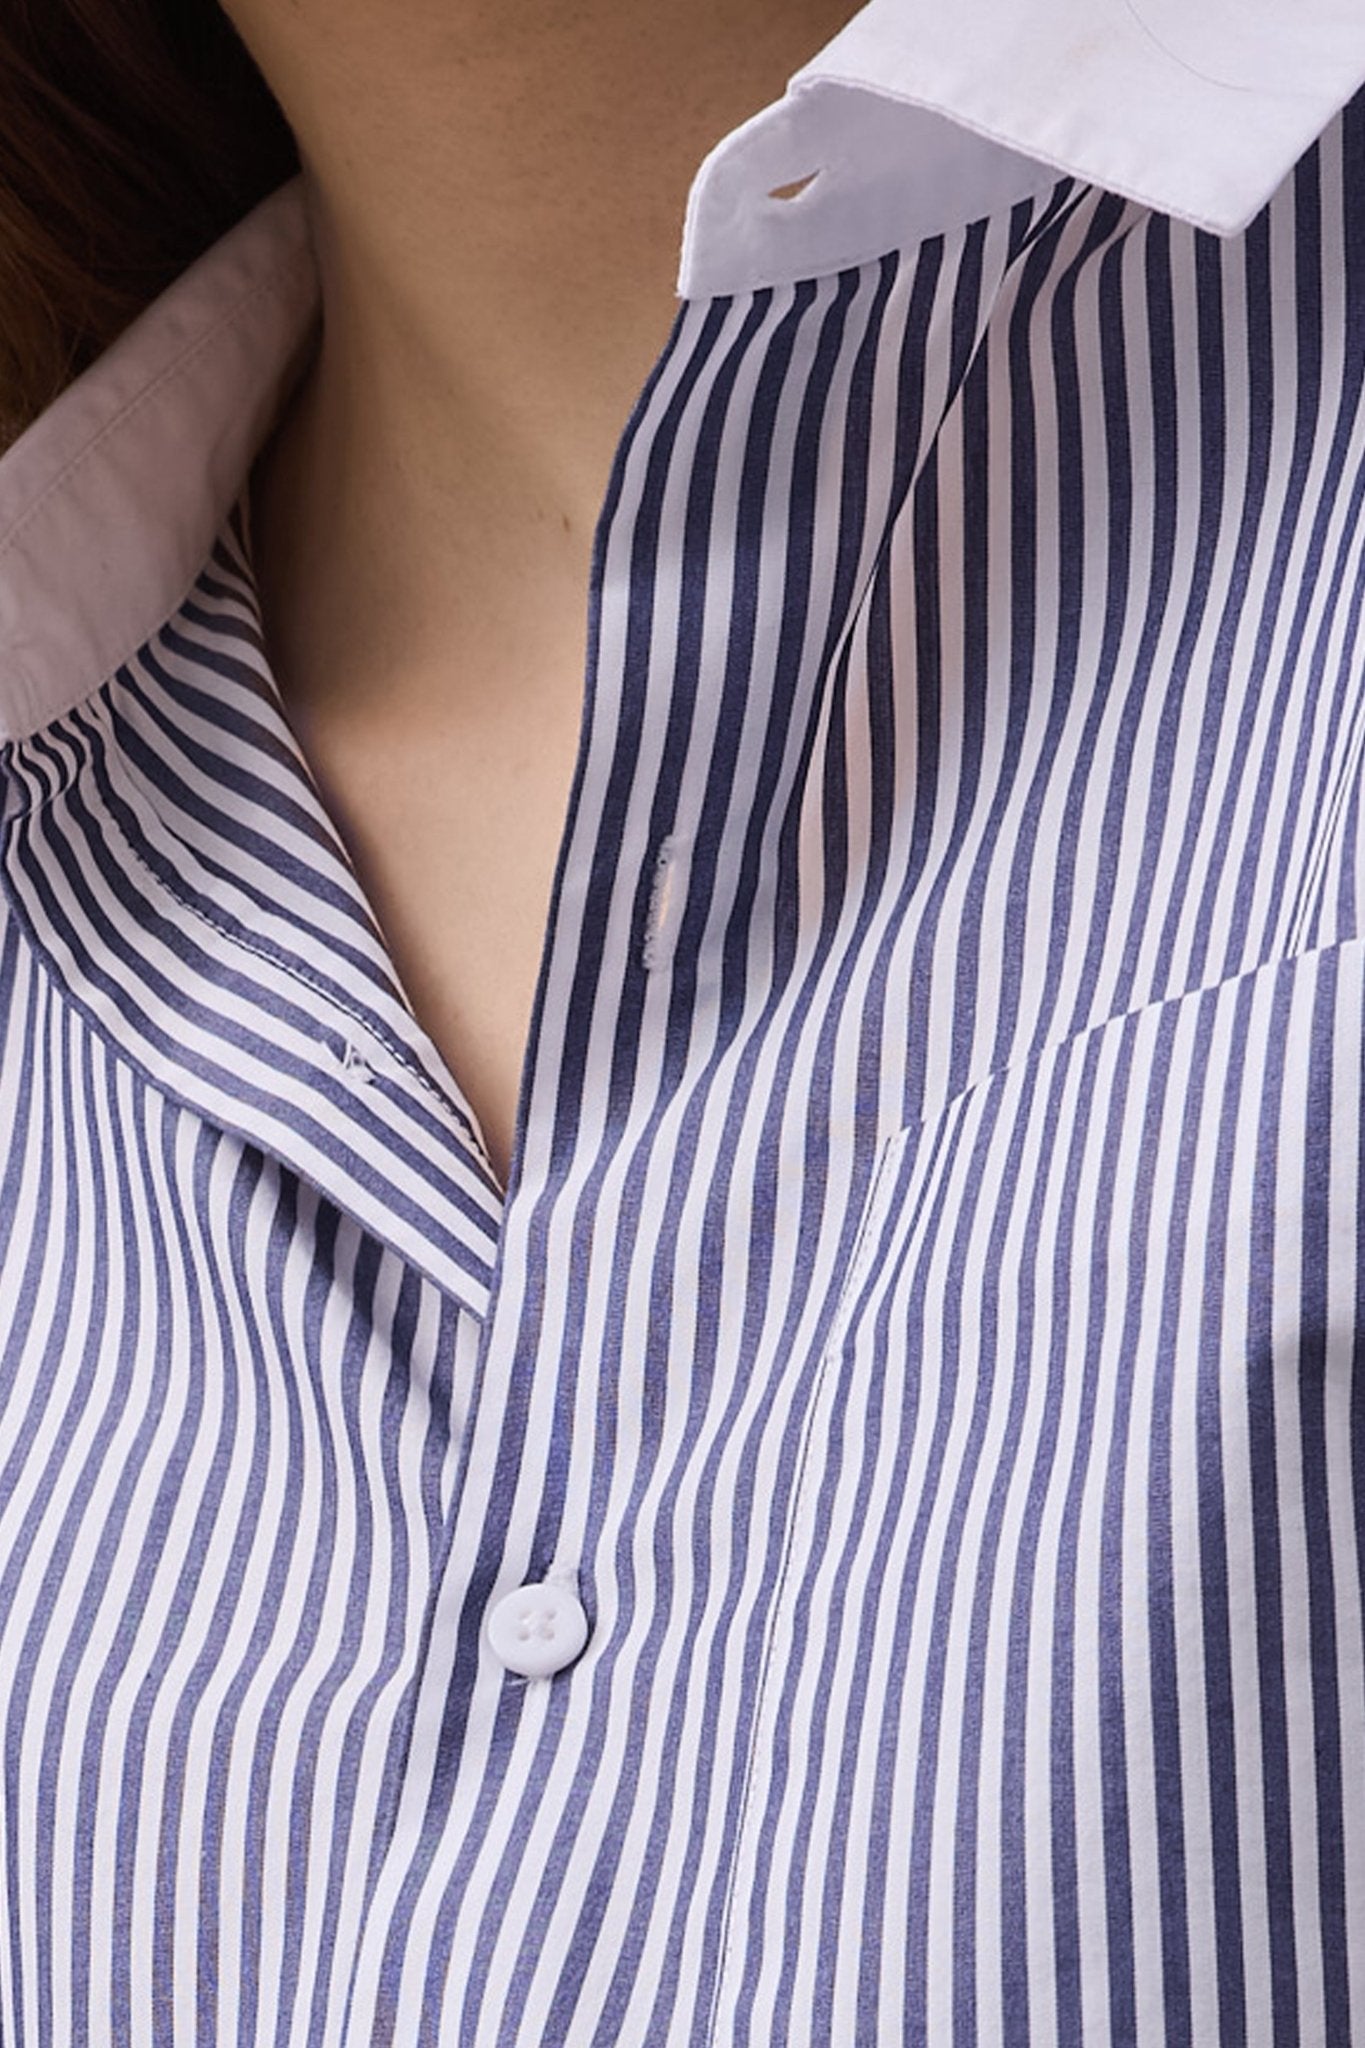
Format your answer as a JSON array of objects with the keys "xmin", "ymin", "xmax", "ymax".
[
  {"xmin": 682, "ymin": 0, "xmax": 1365, "ymax": 294},
  {"xmin": 2, "ymin": 0, "xmax": 1363, "ymax": 744}
]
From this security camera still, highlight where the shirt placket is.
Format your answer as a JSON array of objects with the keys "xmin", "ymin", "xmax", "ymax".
[{"xmin": 338, "ymin": 177, "xmax": 1069, "ymax": 2042}]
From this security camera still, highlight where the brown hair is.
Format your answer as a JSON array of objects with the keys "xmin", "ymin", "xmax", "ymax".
[{"xmin": 0, "ymin": 1, "xmax": 297, "ymax": 451}]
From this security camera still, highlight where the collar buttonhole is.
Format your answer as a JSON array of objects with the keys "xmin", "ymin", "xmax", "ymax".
[{"xmin": 767, "ymin": 170, "xmax": 822, "ymax": 204}]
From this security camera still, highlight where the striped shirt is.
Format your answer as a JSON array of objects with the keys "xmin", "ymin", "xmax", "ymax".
[{"xmin": 2, "ymin": 4, "xmax": 1365, "ymax": 2040}]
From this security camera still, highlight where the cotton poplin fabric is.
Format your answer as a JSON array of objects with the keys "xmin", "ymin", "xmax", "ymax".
[{"xmin": 2, "ymin": 4, "xmax": 1365, "ymax": 2041}]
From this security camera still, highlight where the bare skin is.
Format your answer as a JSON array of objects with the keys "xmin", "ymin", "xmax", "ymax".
[{"xmin": 220, "ymin": 0, "xmax": 855, "ymax": 1186}]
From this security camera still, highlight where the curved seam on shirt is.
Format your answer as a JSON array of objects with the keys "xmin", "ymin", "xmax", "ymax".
[
  {"xmin": 699, "ymin": 915, "xmax": 1363, "ymax": 2033},
  {"xmin": 701, "ymin": 1120, "xmax": 930, "ymax": 2043},
  {"xmin": 1118, "ymin": 0, "xmax": 1312, "ymax": 95},
  {"xmin": 844, "ymin": 179, "xmax": 1116, "ymax": 677},
  {"xmin": 901, "ymin": 923, "xmax": 1365, "ymax": 1147},
  {"xmin": 89, "ymin": 760, "xmax": 488, "ymax": 1150},
  {"xmin": 10, "ymin": 671, "xmax": 1358, "ymax": 1168},
  {"xmin": 5, "ymin": 644, "xmax": 494, "ymax": 1164},
  {"xmin": 0, "ymin": 912, "xmax": 501, "ymax": 1299}
]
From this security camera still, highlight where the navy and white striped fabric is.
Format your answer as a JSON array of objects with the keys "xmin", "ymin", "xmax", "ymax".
[{"xmin": 1, "ymin": 37, "xmax": 1365, "ymax": 2048}]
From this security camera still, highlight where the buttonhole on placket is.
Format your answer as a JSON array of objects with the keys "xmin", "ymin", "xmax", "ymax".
[{"xmin": 642, "ymin": 835, "xmax": 689, "ymax": 973}]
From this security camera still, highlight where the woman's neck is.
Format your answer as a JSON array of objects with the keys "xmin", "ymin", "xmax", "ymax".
[{"xmin": 231, "ymin": 0, "xmax": 855, "ymax": 658}]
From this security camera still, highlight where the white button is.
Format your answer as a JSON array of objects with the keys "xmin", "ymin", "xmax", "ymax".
[{"xmin": 487, "ymin": 1578, "xmax": 589, "ymax": 1679}]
